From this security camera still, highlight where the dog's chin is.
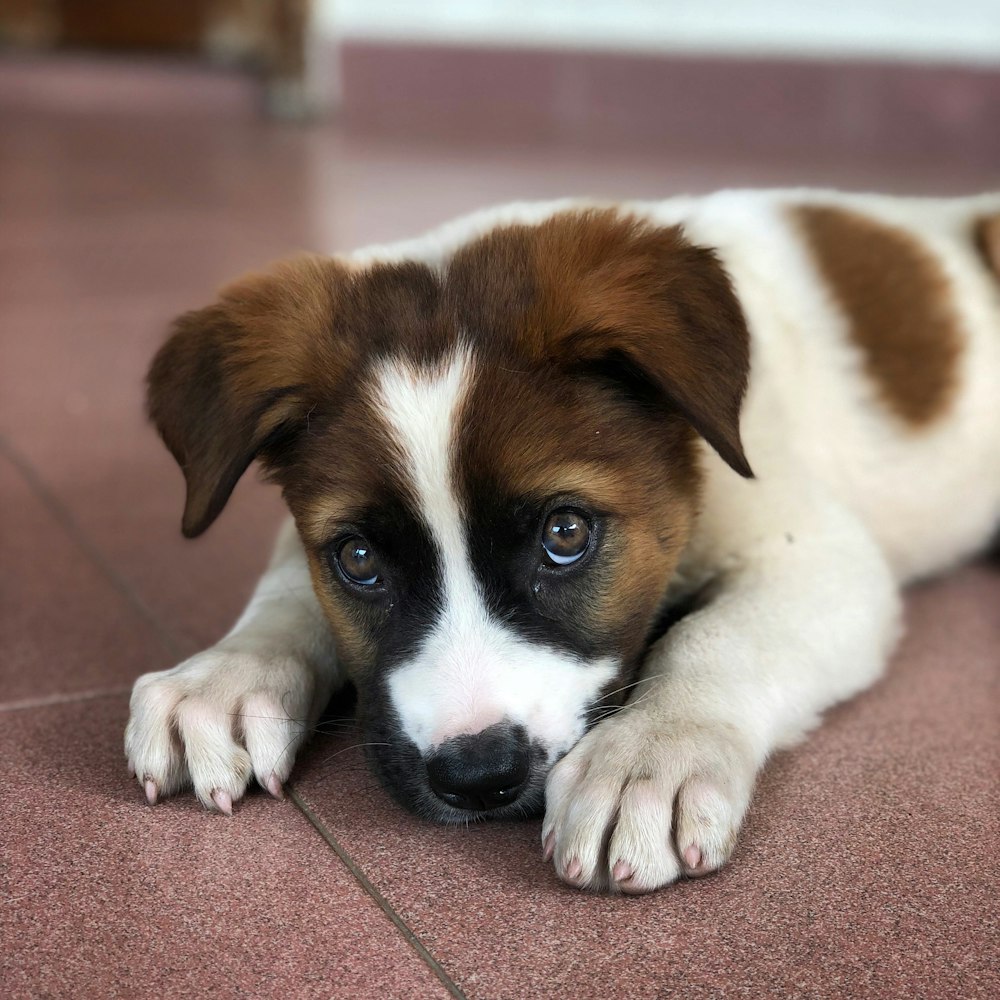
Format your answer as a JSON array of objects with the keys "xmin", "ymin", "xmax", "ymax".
[{"xmin": 363, "ymin": 734, "xmax": 550, "ymax": 825}]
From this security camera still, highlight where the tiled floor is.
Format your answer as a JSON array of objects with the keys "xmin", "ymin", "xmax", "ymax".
[{"xmin": 1, "ymin": 55, "xmax": 998, "ymax": 1000}]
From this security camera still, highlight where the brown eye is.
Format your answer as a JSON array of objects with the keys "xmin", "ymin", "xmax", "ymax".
[
  {"xmin": 337, "ymin": 536, "xmax": 380, "ymax": 586},
  {"xmin": 542, "ymin": 509, "xmax": 591, "ymax": 566}
]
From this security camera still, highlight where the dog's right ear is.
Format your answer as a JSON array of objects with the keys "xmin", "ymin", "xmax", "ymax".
[{"xmin": 147, "ymin": 255, "xmax": 349, "ymax": 538}]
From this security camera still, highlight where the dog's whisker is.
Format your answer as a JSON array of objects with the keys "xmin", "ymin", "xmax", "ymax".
[
  {"xmin": 229, "ymin": 711, "xmax": 308, "ymax": 725},
  {"xmin": 317, "ymin": 741, "xmax": 392, "ymax": 765},
  {"xmin": 589, "ymin": 685, "xmax": 657, "ymax": 725},
  {"xmin": 599, "ymin": 675, "xmax": 656, "ymax": 702}
]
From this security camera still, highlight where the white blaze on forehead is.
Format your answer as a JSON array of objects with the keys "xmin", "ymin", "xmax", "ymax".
[
  {"xmin": 373, "ymin": 346, "xmax": 617, "ymax": 760},
  {"xmin": 375, "ymin": 345, "xmax": 475, "ymax": 611}
]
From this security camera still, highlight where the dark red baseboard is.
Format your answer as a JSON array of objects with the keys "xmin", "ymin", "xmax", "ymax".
[{"xmin": 340, "ymin": 42, "xmax": 1000, "ymax": 166}]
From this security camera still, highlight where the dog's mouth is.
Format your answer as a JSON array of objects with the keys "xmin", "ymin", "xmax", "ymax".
[{"xmin": 361, "ymin": 720, "xmax": 554, "ymax": 824}]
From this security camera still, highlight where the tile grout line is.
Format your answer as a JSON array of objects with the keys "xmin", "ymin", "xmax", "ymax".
[
  {"xmin": 0, "ymin": 686, "xmax": 133, "ymax": 715},
  {"xmin": 0, "ymin": 432, "xmax": 189, "ymax": 660},
  {"xmin": 287, "ymin": 786, "xmax": 469, "ymax": 1000}
]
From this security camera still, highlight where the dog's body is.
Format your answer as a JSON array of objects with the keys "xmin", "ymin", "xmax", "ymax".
[{"xmin": 126, "ymin": 189, "xmax": 1000, "ymax": 893}]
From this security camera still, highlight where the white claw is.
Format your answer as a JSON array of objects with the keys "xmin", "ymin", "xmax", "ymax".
[
  {"xmin": 211, "ymin": 789, "xmax": 233, "ymax": 815},
  {"xmin": 144, "ymin": 780, "xmax": 158, "ymax": 806}
]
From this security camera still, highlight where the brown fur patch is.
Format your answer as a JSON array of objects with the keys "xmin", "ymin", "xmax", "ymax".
[
  {"xmin": 793, "ymin": 205, "xmax": 962, "ymax": 426},
  {"xmin": 304, "ymin": 549, "xmax": 377, "ymax": 671},
  {"xmin": 455, "ymin": 347, "xmax": 701, "ymax": 664},
  {"xmin": 148, "ymin": 255, "xmax": 449, "ymax": 538},
  {"xmin": 974, "ymin": 213, "xmax": 1000, "ymax": 278},
  {"xmin": 440, "ymin": 208, "xmax": 756, "ymax": 658},
  {"xmin": 278, "ymin": 378, "xmax": 424, "ymax": 678},
  {"xmin": 148, "ymin": 254, "xmax": 350, "ymax": 537},
  {"xmin": 445, "ymin": 209, "xmax": 754, "ymax": 479}
]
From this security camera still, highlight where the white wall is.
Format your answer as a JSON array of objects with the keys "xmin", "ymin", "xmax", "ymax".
[{"xmin": 317, "ymin": 0, "xmax": 1000, "ymax": 66}]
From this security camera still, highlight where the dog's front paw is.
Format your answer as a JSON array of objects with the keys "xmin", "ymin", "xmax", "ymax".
[
  {"xmin": 542, "ymin": 714, "xmax": 757, "ymax": 894},
  {"xmin": 124, "ymin": 647, "xmax": 317, "ymax": 813}
]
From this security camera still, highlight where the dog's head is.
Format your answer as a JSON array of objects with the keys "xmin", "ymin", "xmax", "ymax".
[{"xmin": 148, "ymin": 209, "xmax": 751, "ymax": 821}]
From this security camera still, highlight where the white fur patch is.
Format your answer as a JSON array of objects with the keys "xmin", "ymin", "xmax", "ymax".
[{"xmin": 373, "ymin": 347, "xmax": 617, "ymax": 759}]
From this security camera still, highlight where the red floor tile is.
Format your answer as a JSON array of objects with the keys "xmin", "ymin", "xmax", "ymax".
[
  {"xmin": 0, "ymin": 452, "xmax": 176, "ymax": 704},
  {"xmin": 0, "ymin": 294, "xmax": 289, "ymax": 652},
  {"xmin": 0, "ymin": 696, "xmax": 454, "ymax": 1000},
  {"xmin": 292, "ymin": 566, "xmax": 1000, "ymax": 1000}
]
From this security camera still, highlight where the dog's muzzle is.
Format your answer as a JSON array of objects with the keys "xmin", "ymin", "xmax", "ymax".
[{"xmin": 425, "ymin": 723, "xmax": 530, "ymax": 812}]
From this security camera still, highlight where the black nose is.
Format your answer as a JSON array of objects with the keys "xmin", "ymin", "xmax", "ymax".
[{"xmin": 426, "ymin": 724, "xmax": 530, "ymax": 812}]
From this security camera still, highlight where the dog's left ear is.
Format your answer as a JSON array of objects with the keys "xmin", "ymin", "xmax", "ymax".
[
  {"xmin": 449, "ymin": 210, "xmax": 753, "ymax": 477},
  {"xmin": 540, "ymin": 211, "xmax": 753, "ymax": 477}
]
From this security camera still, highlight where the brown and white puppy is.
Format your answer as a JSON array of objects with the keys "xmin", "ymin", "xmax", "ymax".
[{"xmin": 125, "ymin": 190, "xmax": 1000, "ymax": 894}]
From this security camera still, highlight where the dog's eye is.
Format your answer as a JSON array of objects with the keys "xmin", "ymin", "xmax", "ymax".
[
  {"xmin": 336, "ymin": 536, "xmax": 381, "ymax": 586},
  {"xmin": 542, "ymin": 509, "xmax": 591, "ymax": 566}
]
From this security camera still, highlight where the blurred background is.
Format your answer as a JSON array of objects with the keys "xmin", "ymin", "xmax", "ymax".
[
  {"xmin": 3, "ymin": 1, "xmax": 999, "ymax": 270},
  {"xmin": 2, "ymin": 2, "xmax": 998, "ymax": 258}
]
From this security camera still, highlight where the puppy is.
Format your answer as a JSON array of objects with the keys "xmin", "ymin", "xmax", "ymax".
[{"xmin": 125, "ymin": 190, "xmax": 1000, "ymax": 894}]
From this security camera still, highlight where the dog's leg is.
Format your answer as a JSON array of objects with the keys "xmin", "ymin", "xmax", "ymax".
[
  {"xmin": 125, "ymin": 517, "xmax": 341, "ymax": 812},
  {"xmin": 542, "ymin": 479, "xmax": 902, "ymax": 893}
]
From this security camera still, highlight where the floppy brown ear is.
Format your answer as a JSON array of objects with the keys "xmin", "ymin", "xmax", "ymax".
[
  {"xmin": 448, "ymin": 209, "xmax": 753, "ymax": 477},
  {"xmin": 147, "ymin": 255, "xmax": 348, "ymax": 537},
  {"xmin": 537, "ymin": 211, "xmax": 753, "ymax": 477}
]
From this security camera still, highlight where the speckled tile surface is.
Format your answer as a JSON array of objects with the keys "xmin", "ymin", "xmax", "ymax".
[
  {"xmin": 0, "ymin": 697, "xmax": 453, "ymax": 1000},
  {"xmin": 0, "ymin": 452, "xmax": 176, "ymax": 703}
]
